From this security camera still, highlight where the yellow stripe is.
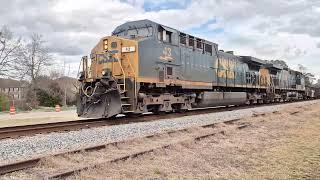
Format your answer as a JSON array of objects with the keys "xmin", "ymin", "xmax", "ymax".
[{"xmin": 137, "ymin": 77, "xmax": 212, "ymax": 87}]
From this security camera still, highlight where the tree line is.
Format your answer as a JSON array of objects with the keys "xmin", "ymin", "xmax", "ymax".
[
  {"xmin": 0, "ymin": 26, "xmax": 76, "ymax": 111},
  {"xmin": 267, "ymin": 60, "xmax": 315, "ymax": 86}
]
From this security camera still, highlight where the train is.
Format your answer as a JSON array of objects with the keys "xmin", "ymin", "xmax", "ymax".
[{"xmin": 77, "ymin": 19, "xmax": 314, "ymax": 118}]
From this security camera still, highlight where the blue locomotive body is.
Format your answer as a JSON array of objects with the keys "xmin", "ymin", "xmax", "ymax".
[{"xmin": 77, "ymin": 20, "xmax": 309, "ymax": 118}]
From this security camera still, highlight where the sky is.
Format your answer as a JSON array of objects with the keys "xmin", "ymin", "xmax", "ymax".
[{"xmin": 1, "ymin": 0, "xmax": 320, "ymax": 80}]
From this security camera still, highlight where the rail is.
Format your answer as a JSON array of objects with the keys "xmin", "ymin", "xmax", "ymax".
[
  {"xmin": 0, "ymin": 99, "xmax": 317, "ymax": 177},
  {"xmin": 0, "ymin": 117, "xmax": 246, "ymax": 176},
  {"xmin": 0, "ymin": 99, "xmax": 315, "ymax": 140}
]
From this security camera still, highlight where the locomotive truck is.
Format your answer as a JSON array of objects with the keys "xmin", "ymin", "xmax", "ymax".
[{"xmin": 77, "ymin": 20, "xmax": 308, "ymax": 118}]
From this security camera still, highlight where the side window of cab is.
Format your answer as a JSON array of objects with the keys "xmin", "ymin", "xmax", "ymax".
[{"xmin": 158, "ymin": 25, "xmax": 178, "ymax": 45}]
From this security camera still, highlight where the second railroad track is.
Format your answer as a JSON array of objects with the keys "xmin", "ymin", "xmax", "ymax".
[{"xmin": 0, "ymin": 100, "xmax": 310, "ymax": 140}]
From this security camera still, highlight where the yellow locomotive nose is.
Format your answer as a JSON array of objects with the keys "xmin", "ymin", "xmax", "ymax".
[{"xmin": 77, "ymin": 34, "xmax": 139, "ymax": 118}]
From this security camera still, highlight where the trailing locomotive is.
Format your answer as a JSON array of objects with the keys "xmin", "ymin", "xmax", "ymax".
[{"xmin": 77, "ymin": 20, "xmax": 308, "ymax": 118}]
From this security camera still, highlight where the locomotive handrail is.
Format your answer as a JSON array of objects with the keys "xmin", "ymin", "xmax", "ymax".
[
  {"xmin": 127, "ymin": 58, "xmax": 137, "ymax": 101},
  {"xmin": 116, "ymin": 56, "xmax": 126, "ymax": 93},
  {"xmin": 82, "ymin": 56, "xmax": 88, "ymax": 79},
  {"xmin": 101, "ymin": 51, "xmax": 126, "ymax": 93},
  {"xmin": 95, "ymin": 54, "xmax": 98, "ymax": 80}
]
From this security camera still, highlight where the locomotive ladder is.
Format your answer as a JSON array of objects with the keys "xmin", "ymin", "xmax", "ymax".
[
  {"xmin": 271, "ymin": 76, "xmax": 276, "ymax": 93},
  {"xmin": 114, "ymin": 57, "xmax": 137, "ymax": 113},
  {"xmin": 268, "ymin": 76, "xmax": 276, "ymax": 96}
]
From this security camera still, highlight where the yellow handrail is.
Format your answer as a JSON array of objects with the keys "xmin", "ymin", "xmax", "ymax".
[
  {"xmin": 95, "ymin": 54, "xmax": 98, "ymax": 80},
  {"xmin": 127, "ymin": 58, "xmax": 137, "ymax": 101},
  {"xmin": 94, "ymin": 52, "xmax": 128, "ymax": 93},
  {"xmin": 116, "ymin": 58, "xmax": 126, "ymax": 93}
]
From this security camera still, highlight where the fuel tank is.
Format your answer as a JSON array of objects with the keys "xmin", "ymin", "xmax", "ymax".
[{"xmin": 195, "ymin": 92, "xmax": 247, "ymax": 108}]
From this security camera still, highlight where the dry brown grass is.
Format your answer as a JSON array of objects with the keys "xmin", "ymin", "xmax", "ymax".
[
  {"xmin": 4, "ymin": 122, "xmax": 230, "ymax": 179},
  {"xmin": 2, "ymin": 102, "xmax": 319, "ymax": 180},
  {"xmin": 69, "ymin": 103, "xmax": 320, "ymax": 180}
]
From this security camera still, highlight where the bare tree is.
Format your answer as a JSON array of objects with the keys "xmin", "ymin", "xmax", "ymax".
[
  {"xmin": 298, "ymin": 64, "xmax": 315, "ymax": 86},
  {"xmin": 0, "ymin": 26, "xmax": 21, "ymax": 77},
  {"xmin": 49, "ymin": 70, "xmax": 62, "ymax": 80},
  {"xmin": 13, "ymin": 33, "xmax": 53, "ymax": 107},
  {"xmin": 15, "ymin": 33, "xmax": 53, "ymax": 87},
  {"xmin": 268, "ymin": 60, "xmax": 289, "ymax": 68}
]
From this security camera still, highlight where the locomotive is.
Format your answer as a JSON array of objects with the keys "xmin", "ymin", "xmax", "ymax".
[{"xmin": 77, "ymin": 20, "xmax": 308, "ymax": 118}]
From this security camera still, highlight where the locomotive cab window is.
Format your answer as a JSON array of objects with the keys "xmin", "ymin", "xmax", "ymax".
[
  {"xmin": 158, "ymin": 26, "xmax": 172, "ymax": 43},
  {"xmin": 165, "ymin": 31, "xmax": 172, "ymax": 43},
  {"xmin": 111, "ymin": 42, "xmax": 117, "ymax": 48},
  {"xmin": 204, "ymin": 44, "xmax": 212, "ymax": 56},
  {"xmin": 179, "ymin": 33, "xmax": 187, "ymax": 45},
  {"xmin": 189, "ymin": 36, "xmax": 194, "ymax": 47},
  {"xmin": 118, "ymin": 26, "xmax": 153, "ymax": 38},
  {"xmin": 158, "ymin": 26, "xmax": 164, "ymax": 41},
  {"xmin": 196, "ymin": 38, "xmax": 202, "ymax": 49}
]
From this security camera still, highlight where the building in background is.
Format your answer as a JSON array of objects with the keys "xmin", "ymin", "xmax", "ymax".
[
  {"xmin": 0, "ymin": 78, "xmax": 27, "ymax": 101},
  {"xmin": 55, "ymin": 76, "xmax": 78, "ymax": 105}
]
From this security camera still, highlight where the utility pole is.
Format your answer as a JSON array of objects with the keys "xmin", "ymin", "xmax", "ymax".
[{"xmin": 63, "ymin": 61, "xmax": 70, "ymax": 107}]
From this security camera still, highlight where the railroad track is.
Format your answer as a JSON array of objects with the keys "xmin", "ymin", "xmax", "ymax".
[
  {"xmin": 0, "ymin": 99, "xmax": 313, "ymax": 140},
  {"xmin": 0, "ymin": 114, "xmax": 254, "ymax": 178}
]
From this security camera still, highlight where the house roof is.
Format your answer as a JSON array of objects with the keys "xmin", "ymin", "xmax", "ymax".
[{"xmin": 0, "ymin": 78, "xmax": 27, "ymax": 88}]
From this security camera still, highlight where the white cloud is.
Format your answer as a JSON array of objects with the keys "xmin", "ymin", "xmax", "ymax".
[{"xmin": 1, "ymin": 0, "xmax": 319, "ymax": 78}]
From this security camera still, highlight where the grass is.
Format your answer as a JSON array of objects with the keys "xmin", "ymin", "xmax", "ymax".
[
  {"xmin": 30, "ymin": 105, "xmax": 76, "ymax": 112},
  {"xmin": 0, "ymin": 105, "xmax": 76, "ymax": 114},
  {"xmin": 242, "ymin": 112, "xmax": 320, "ymax": 179},
  {"xmin": 71, "ymin": 101, "xmax": 320, "ymax": 179},
  {"xmin": 0, "ymin": 105, "xmax": 79, "ymax": 128},
  {"xmin": 3, "ymin": 101, "xmax": 319, "ymax": 179},
  {"xmin": 154, "ymin": 168, "xmax": 162, "ymax": 175}
]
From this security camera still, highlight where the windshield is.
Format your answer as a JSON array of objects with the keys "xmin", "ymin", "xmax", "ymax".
[{"xmin": 114, "ymin": 27, "xmax": 153, "ymax": 38}]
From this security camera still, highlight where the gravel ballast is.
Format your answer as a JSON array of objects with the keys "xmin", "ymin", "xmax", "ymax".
[{"xmin": 0, "ymin": 100, "xmax": 318, "ymax": 163}]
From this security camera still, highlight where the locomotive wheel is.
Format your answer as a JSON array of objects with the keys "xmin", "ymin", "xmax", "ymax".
[
  {"xmin": 172, "ymin": 104, "xmax": 187, "ymax": 113},
  {"xmin": 175, "ymin": 108, "xmax": 187, "ymax": 113},
  {"xmin": 127, "ymin": 113, "xmax": 143, "ymax": 118}
]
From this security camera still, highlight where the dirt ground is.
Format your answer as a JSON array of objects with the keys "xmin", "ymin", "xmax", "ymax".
[
  {"xmin": 0, "ymin": 110, "xmax": 83, "ymax": 127},
  {"xmin": 71, "ymin": 102, "xmax": 320, "ymax": 180}
]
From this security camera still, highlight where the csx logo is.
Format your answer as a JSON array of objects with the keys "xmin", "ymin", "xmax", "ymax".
[
  {"xmin": 217, "ymin": 59, "xmax": 235, "ymax": 79},
  {"xmin": 159, "ymin": 47, "xmax": 173, "ymax": 61},
  {"xmin": 97, "ymin": 54, "xmax": 118, "ymax": 64}
]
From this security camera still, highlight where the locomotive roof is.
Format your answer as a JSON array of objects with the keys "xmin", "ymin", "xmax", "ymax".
[
  {"xmin": 218, "ymin": 50, "xmax": 238, "ymax": 59},
  {"xmin": 240, "ymin": 56, "xmax": 267, "ymax": 65},
  {"xmin": 112, "ymin": 19, "xmax": 217, "ymax": 46},
  {"xmin": 265, "ymin": 63, "xmax": 283, "ymax": 70},
  {"xmin": 112, "ymin": 20, "xmax": 304, "ymax": 74},
  {"xmin": 112, "ymin": 19, "xmax": 156, "ymax": 34}
]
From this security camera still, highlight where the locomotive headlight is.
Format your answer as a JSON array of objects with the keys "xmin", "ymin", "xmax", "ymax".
[{"xmin": 103, "ymin": 40, "xmax": 108, "ymax": 50}]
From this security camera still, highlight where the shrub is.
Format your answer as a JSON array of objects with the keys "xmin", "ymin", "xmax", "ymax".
[
  {"xmin": 0, "ymin": 93, "xmax": 9, "ymax": 111},
  {"xmin": 36, "ymin": 88, "xmax": 62, "ymax": 107}
]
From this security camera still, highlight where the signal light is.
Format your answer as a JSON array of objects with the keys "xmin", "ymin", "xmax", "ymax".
[{"xmin": 103, "ymin": 39, "xmax": 108, "ymax": 50}]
